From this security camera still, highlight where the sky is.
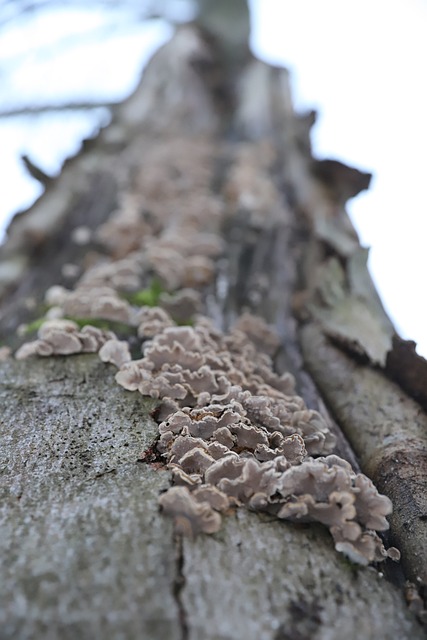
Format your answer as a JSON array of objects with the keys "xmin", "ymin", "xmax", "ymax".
[
  {"xmin": 250, "ymin": 0, "xmax": 427, "ymax": 358},
  {"xmin": 0, "ymin": 0, "xmax": 426, "ymax": 355}
]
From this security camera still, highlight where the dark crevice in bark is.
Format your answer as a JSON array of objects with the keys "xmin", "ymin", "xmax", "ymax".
[
  {"xmin": 282, "ymin": 599, "xmax": 323, "ymax": 640},
  {"xmin": 173, "ymin": 534, "xmax": 189, "ymax": 640},
  {"xmin": 379, "ymin": 532, "xmax": 410, "ymax": 590},
  {"xmin": 211, "ymin": 147, "xmax": 234, "ymax": 197},
  {"xmin": 385, "ymin": 335, "xmax": 427, "ymax": 413},
  {"xmin": 276, "ymin": 339, "xmax": 361, "ymax": 471},
  {"xmin": 190, "ymin": 28, "xmax": 238, "ymax": 128}
]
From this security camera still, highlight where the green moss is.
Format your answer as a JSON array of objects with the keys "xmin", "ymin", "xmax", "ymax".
[
  {"xmin": 175, "ymin": 318, "xmax": 195, "ymax": 327},
  {"xmin": 338, "ymin": 552, "xmax": 364, "ymax": 574},
  {"xmin": 69, "ymin": 317, "xmax": 135, "ymax": 335},
  {"xmin": 121, "ymin": 280, "xmax": 164, "ymax": 307},
  {"xmin": 23, "ymin": 317, "xmax": 48, "ymax": 334}
]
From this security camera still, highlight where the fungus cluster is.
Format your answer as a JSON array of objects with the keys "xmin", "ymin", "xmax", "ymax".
[
  {"xmin": 113, "ymin": 312, "xmax": 397, "ymax": 565},
  {"xmin": 37, "ymin": 139, "xmax": 224, "ymax": 332},
  {"xmin": 13, "ymin": 137, "xmax": 398, "ymax": 566},
  {"xmin": 0, "ymin": 346, "xmax": 11, "ymax": 360},
  {"xmin": 15, "ymin": 319, "xmax": 119, "ymax": 359}
]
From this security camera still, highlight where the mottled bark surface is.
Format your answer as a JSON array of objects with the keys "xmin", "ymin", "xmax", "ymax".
[
  {"xmin": 0, "ymin": 358, "xmax": 423, "ymax": 639},
  {"xmin": 1, "ymin": 357, "xmax": 179, "ymax": 639},
  {"xmin": 0, "ymin": 3, "xmax": 426, "ymax": 637}
]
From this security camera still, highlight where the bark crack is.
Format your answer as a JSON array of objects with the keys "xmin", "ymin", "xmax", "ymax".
[{"xmin": 173, "ymin": 534, "xmax": 189, "ymax": 640}]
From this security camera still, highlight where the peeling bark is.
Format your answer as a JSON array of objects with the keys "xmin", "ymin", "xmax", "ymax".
[{"xmin": 300, "ymin": 324, "xmax": 427, "ymax": 587}]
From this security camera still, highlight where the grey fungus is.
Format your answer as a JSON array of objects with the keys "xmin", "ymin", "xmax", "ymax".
[
  {"xmin": 352, "ymin": 473, "xmax": 393, "ymax": 530},
  {"xmin": 178, "ymin": 447, "xmax": 216, "ymax": 475},
  {"xmin": 386, "ymin": 546, "xmax": 401, "ymax": 562},
  {"xmin": 146, "ymin": 247, "xmax": 186, "ymax": 291},
  {"xmin": 145, "ymin": 341, "xmax": 205, "ymax": 372},
  {"xmin": 332, "ymin": 529, "xmax": 390, "ymax": 566},
  {"xmin": 159, "ymin": 410, "xmax": 190, "ymax": 435},
  {"xmin": 46, "ymin": 280, "xmax": 136, "ymax": 325},
  {"xmin": 139, "ymin": 370, "xmax": 188, "ymax": 401},
  {"xmin": 212, "ymin": 426, "xmax": 236, "ymax": 449},
  {"xmin": 158, "ymin": 288, "xmax": 202, "ymax": 323},
  {"xmin": 114, "ymin": 318, "xmax": 337, "ymax": 459},
  {"xmin": 182, "ymin": 255, "xmax": 215, "ymax": 288},
  {"xmin": 45, "ymin": 305, "xmax": 65, "ymax": 321},
  {"xmin": 136, "ymin": 306, "xmax": 174, "ymax": 339},
  {"xmin": 37, "ymin": 319, "xmax": 82, "ymax": 354},
  {"xmin": 71, "ymin": 225, "xmax": 92, "ymax": 246},
  {"xmin": 0, "ymin": 346, "xmax": 12, "ymax": 360},
  {"xmin": 145, "ymin": 317, "xmax": 396, "ymax": 564},
  {"xmin": 15, "ymin": 319, "xmax": 117, "ymax": 360},
  {"xmin": 79, "ymin": 325, "xmax": 112, "ymax": 353},
  {"xmin": 61, "ymin": 262, "xmax": 81, "ymax": 279},
  {"xmin": 15, "ymin": 340, "xmax": 50, "ymax": 360},
  {"xmin": 274, "ymin": 459, "xmax": 353, "ymax": 502},
  {"xmin": 115, "ymin": 360, "xmax": 146, "ymax": 391},
  {"xmin": 169, "ymin": 434, "xmax": 209, "ymax": 462},
  {"xmin": 278, "ymin": 433, "xmax": 307, "ymax": 464},
  {"xmin": 277, "ymin": 490, "xmax": 358, "ymax": 530},
  {"xmin": 45, "ymin": 285, "xmax": 69, "ymax": 307},
  {"xmin": 290, "ymin": 410, "xmax": 336, "ymax": 455},
  {"xmin": 170, "ymin": 467, "xmax": 203, "ymax": 489},
  {"xmin": 95, "ymin": 196, "xmax": 155, "ymax": 257},
  {"xmin": 233, "ymin": 312, "xmax": 281, "ymax": 357},
  {"xmin": 207, "ymin": 441, "xmax": 234, "ymax": 460},
  {"xmin": 63, "ymin": 287, "xmax": 134, "ymax": 324},
  {"xmin": 158, "ymin": 486, "xmax": 222, "ymax": 536},
  {"xmin": 113, "ymin": 313, "xmax": 396, "ymax": 563},
  {"xmin": 143, "ymin": 229, "xmax": 222, "ymax": 292},
  {"xmin": 156, "ymin": 398, "xmax": 181, "ymax": 422},
  {"xmin": 254, "ymin": 433, "xmax": 307, "ymax": 465},
  {"xmin": 78, "ymin": 257, "xmax": 143, "ymax": 291},
  {"xmin": 193, "ymin": 485, "xmax": 230, "ymax": 512},
  {"xmin": 99, "ymin": 339, "xmax": 132, "ymax": 368},
  {"xmin": 38, "ymin": 318, "xmax": 79, "ymax": 336},
  {"xmin": 153, "ymin": 325, "xmax": 202, "ymax": 352},
  {"xmin": 229, "ymin": 422, "xmax": 269, "ymax": 449}
]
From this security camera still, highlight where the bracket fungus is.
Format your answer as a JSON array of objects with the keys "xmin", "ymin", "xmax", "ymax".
[
  {"xmin": 0, "ymin": 346, "xmax": 11, "ymax": 360},
  {"xmin": 113, "ymin": 312, "xmax": 398, "ymax": 565},
  {"xmin": 15, "ymin": 319, "xmax": 116, "ymax": 359},
  {"xmin": 98, "ymin": 339, "xmax": 132, "ymax": 368},
  {"xmin": 157, "ymin": 288, "xmax": 202, "ymax": 323},
  {"xmin": 63, "ymin": 287, "xmax": 135, "ymax": 325},
  {"xmin": 158, "ymin": 486, "xmax": 222, "ymax": 537},
  {"xmin": 136, "ymin": 306, "xmax": 175, "ymax": 339}
]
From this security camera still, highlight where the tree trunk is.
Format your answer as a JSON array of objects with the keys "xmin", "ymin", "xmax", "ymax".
[{"xmin": 1, "ymin": 3, "xmax": 426, "ymax": 638}]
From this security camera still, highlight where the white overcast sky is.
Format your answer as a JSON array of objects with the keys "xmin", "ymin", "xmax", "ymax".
[{"xmin": 0, "ymin": 0, "xmax": 426, "ymax": 356}]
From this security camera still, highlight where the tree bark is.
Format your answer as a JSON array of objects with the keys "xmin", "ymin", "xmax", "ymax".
[
  {"xmin": 0, "ymin": 3, "xmax": 426, "ymax": 638},
  {"xmin": 1, "ymin": 357, "xmax": 423, "ymax": 638}
]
